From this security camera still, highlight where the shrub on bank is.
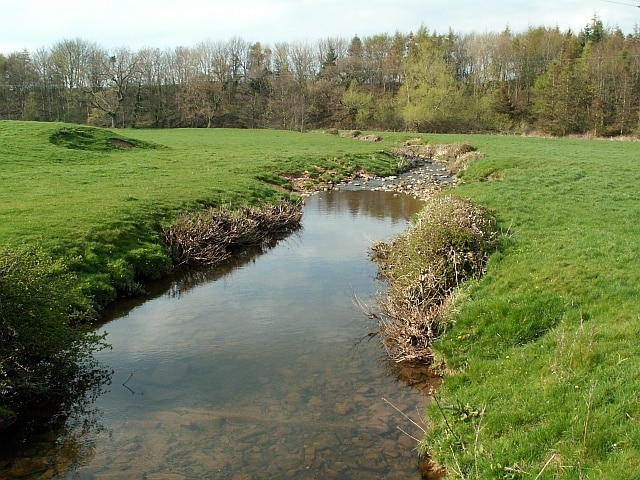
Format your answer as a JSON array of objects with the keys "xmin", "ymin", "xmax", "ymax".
[
  {"xmin": 370, "ymin": 196, "xmax": 498, "ymax": 364},
  {"xmin": 0, "ymin": 247, "xmax": 107, "ymax": 413}
]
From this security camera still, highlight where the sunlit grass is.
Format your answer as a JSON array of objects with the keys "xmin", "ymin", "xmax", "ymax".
[
  {"xmin": 0, "ymin": 123, "xmax": 405, "ymax": 250},
  {"xmin": 0, "ymin": 121, "xmax": 409, "ymax": 303},
  {"xmin": 2, "ymin": 122, "xmax": 639, "ymax": 477},
  {"xmin": 420, "ymin": 135, "xmax": 640, "ymax": 479}
]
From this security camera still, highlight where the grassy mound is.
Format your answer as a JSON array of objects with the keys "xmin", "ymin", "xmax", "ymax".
[{"xmin": 49, "ymin": 125, "xmax": 159, "ymax": 151}]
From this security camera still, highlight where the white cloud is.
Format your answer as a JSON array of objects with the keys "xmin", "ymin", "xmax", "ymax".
[{"xmin": 1, "ymin": 0, "xmax": 638, "ymax": 53}]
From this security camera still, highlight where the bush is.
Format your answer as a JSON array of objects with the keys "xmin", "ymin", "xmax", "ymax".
[
  {"xmin": 163, "ymin": 201, "xmax": 302, "ymax": 265},
  {"xmin": 0, "ymin": 246, "xmax": 107, "ymax": 409},
  {"xmin": 126, "ymin": 244, "xmax": 173, "ymax": 280},
  {"xmin": 370, "ymin": 196, "xmax": 498, "ymax": 364}
]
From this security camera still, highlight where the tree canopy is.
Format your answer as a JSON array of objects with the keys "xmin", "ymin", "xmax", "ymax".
[{"xmin": 1, "ymin": 17, "xmax": 639, "ymax": 136}]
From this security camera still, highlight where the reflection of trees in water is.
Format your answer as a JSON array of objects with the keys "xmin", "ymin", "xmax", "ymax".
[
  {"xmin": 322, "ymin": 190, "xmax": 423, "ymax": 221},
  {"xmin": 0, "ymin": 358, "xmax": 111, "ymax": 479}
]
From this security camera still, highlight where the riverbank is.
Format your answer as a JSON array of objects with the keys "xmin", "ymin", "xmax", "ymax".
[
  {"xmin": 328, "ymin": 134, "xmax": 640, "ymax": 478},
  {"xmin": 296, "ymin": 140, "xmax": 480, "ymax": 201},
  {"xmin": 413, "ymin": 136, "xmax": 640, "ymax": 478}
]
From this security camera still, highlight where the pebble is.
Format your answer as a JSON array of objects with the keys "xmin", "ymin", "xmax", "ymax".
[{"xmin": 334, "ymin": 159, "xmax": 456, "ymax": 201}]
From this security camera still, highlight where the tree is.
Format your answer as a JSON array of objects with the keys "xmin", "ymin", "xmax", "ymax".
[
  {"xmin": 175, "ymin": 75, "xmax": 222, "ymax": 127},
  {"xmin": 533, "ymin": 34, "xmax": 587, "ymax": 135},
  {"xmin": 0, "ymin": 50, "xmax": 36, "ymax": 119},
  {"xmin": 399, "ymin": 28, "xmax": 464, "ymax": 132},
  {"xmin": 135, "ymin": 47, "xmax": 176, "ymax": 127},
  {"xmin": 1, "ymin": 25, "xmax": 638, "ymax": 135},
  {"xmin": 86, "ymin": 47, "xmax": 141, "ymax": 128},
  {"xmin": 28, "ymin": 48, "xmax": 58, "ymax": 121},
  {"xmin": 341, "ymin": 82, "xmax": 373, "ymax": 129},
  {"xmin": 245, "ymin": 42, "xmax": 272, "ymax": 128},
  {"xmin": 581, "ymin": 29, "xmax": 639, "ymax": 135},
  {"xmin": 49, "ymin": 38, "xmax": 102, "ymax": 123}
]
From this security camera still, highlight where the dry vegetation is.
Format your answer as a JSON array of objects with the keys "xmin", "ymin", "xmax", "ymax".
[
  {"xmin": 369, "ymin": 196, "xmax": 498, "ymax": 365},
  {"xmin": 393, "ymin": 141, "xmax": 485, "ymax": 175},
  {"xmin": 163, "ymin": 200, "xmax": 302, "ymax": 265}
]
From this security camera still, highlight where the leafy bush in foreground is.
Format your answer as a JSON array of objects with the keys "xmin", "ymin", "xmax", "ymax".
[{"xmin": 0, "ymin": 247, "xmax": 107, "ymax": 410}]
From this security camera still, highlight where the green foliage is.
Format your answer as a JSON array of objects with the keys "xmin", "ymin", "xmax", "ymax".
[
  {"xmin": 125, "ymin": 243, "xmax": 173, "ymax": 280},
  {"xmin": 341, "ymin": 83, "xmax": 374, "ymax": 129},
  {"xmin": 0, "ymin": 246, "xmax": 104, "ymax": 406}
]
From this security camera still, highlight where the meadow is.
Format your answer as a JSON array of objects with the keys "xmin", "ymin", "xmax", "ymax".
[
  {"xmin": 420, "ymin": 134, "xmax": 640, "ymax": 479},
  {"xmin": 1, "ymin": 121, "xmax": 639, "ymax": 478},
  {"xmin": 0, "ymin": 122, "xmax": 402, "ymax": 302}
]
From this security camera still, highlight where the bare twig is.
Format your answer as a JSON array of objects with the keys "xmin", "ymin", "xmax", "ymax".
[
  {"xmin": 368, "ymin": 196, "xmax": 497, "ymax": 365},
  {"xmin": 583, "ymin": 381, "xmax": 598, "ymax": 453},
  {"xmin": 382, "ymin": 397, "xmax": 426, "ymax": 434},
  {"xmin": 122, "ymin": 369, "xmax": 143, "ymax": 395},
  {"xmin": 433, "ymin": 394, "xmax": 463, "ymax": 448},
  {"xmin": 534, "ymin": 453, "xmax": 558, "ymax": 480}
]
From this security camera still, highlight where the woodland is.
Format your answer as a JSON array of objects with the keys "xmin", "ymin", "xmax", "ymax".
[{"xmin": 1, "ymin": 16, "xmax": 639, "ymax": 136}]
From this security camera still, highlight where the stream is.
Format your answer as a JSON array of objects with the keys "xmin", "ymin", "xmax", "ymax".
[{"xmin": 1, "ymin": 189, "xmax": 430, "ymax": 480}]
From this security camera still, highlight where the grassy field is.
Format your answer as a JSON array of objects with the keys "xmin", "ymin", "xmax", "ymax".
[
  {"xmin": 0, "ymin": 121, "xmax": 404, "ymax": 303},
  {"xmin": 2, "ymin": 122, "xmax": 639, "ymax": 478},
  {"xmin": 0, "ymin": 122, "xmax": 402, "ymax": 249},
  {"xmin": 419, "ymin": 135, "xmax": 640, "ymax": 479}
]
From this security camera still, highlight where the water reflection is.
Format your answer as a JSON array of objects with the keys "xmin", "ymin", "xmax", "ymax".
[
  {"xmin": 0, "ymin": 190, "xmax": 429, "ymax": 480},
  {"xmin": 0, "ymin": 359, "xmax": 111, "ymax": 479}
]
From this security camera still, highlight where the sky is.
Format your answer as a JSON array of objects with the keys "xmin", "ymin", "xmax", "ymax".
[{"xmin": 2, "ymin": 0, "xmax": 640, "ymax": 53}]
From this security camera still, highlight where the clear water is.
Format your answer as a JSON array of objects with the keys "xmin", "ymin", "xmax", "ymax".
[{"xmin": 1, "ymin": 190, "xmax": 429, "ymax": 479}]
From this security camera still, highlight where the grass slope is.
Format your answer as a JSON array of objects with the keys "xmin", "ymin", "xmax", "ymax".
[{"xmin": 420, "ymin": 135, "xmax": 640, "ymax": 479}]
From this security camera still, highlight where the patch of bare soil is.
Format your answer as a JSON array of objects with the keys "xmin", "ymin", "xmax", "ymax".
[{"xmin": 108, "ymin": 138, "xmax": 135, "ymax": 148}]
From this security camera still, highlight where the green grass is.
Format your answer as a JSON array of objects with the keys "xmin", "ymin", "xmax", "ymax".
[
  {"xmin": 0, "ymin": 123, "xmax": 404, "ymax": 248},
  {"xmin": 2, "ymin": 122, "xmax": 639, "ymax": 478},
  {"xmin": 0, "ymin": 122, "xmax": 407, "ymax": 303},
  {"xmin": 418, "ymin": 135, "xmax": 640, "ymax": 479}
]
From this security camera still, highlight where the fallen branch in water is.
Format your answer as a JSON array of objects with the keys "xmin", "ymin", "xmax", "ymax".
[{"xmin": 163, "ymin": 200, "xmax": 302, "ymax": 266}]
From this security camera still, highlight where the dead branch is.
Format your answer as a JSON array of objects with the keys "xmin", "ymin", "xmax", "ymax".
[{"xmin": 163, "ymin": 200, "xmax": 302, "ymax": 266}]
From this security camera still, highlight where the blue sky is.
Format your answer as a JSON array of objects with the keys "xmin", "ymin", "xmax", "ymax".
[{"xmin": 2, "ymin": 0, "xmax": 639, "ymax": 53}]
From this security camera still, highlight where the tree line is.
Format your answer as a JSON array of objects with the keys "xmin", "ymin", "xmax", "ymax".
[{"xmin": 1, "ymin": 17, "xmax": 639, "ymax": 136}]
